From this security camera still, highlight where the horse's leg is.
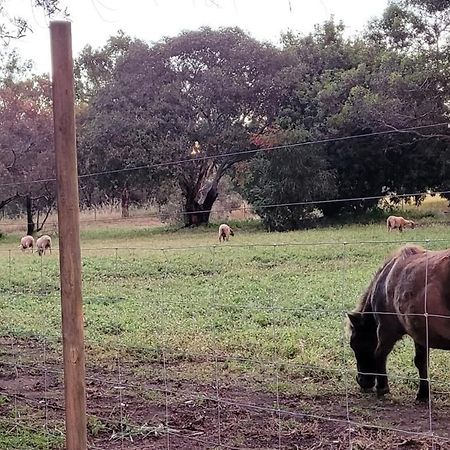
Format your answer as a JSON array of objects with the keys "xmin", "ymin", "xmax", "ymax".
[
  {"xmin": 374, "ymin": 334, "xmax": 398, "ymax": 397},
  {"xmin": 375, "ymin": 352, "xmax": 392, "ymax": 397},
  {"xmin": 414, "ymin": 343, "xmax": 429, "ymax": 402}
]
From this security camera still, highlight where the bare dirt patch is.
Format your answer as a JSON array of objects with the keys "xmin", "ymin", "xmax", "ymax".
[{"xmin": 1, "ymin": 338, "xmax": 450, "ymax": 449}]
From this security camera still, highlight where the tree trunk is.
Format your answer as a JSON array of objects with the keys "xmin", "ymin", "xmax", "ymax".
[
  {"xmin": 184, "ymin": 194, "xmax": 202, "ymax": 227},
  {"xmin": 26, "ymin": 195, "xmax": 35, "ymax": 235},
  {"xmin": 181, "ymin": 161, "xmax": 230, "ymax": 227},
  {"xmin": 184, "ymin": 183, "xmax": 219, "ymax": 227},
  {"xmin": 121, "ymin": 187, "xmax": 130, "ymax": 218},
  {"xmin": 200, "ymin": 183, "xmax": 219, "ymax": 223},
  {"xmin": 36, "ymin": 203, "xmax": 53, "ymax": 232}
]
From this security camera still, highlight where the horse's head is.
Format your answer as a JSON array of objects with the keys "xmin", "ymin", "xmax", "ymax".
[
  {"xmin": 409, "ymin": 220, "xmax": 415, "ymax": 229},
  {"xmin": 347, "ymin": 312, "xmax": 378, "ymax": 392},
  {"xmin": 230, "ymin": 228, "xmax": 234, "ymax": 236}
]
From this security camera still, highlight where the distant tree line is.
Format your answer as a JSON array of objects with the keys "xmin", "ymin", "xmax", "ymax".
[{"xmin": 0, "ymin": 0, "xmax": 449, "ymax": 231}]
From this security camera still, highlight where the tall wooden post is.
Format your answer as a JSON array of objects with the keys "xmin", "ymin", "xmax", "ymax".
[{"xmin": 50, "ymin": 21, "xmax": 87, "ymax": 450}]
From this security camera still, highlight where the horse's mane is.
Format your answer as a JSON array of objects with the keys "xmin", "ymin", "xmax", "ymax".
[
  {"xmin": 391, "ymin": 244, "xmax": 425, "ymax": 259},
  {"xmin": 353, "ymin": 244, "xmax": 425, "ymax": 314}
]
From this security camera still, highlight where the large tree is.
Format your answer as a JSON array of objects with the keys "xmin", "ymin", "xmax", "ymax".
[
  {"xmin": 0, "ymin": 1, "xmax": 62, "ymax": 233},
  {"xmin": 0, "ymin": 75, "xmax": 55, "ymax": 234},
  {"xmin": 236, "ymin": 15, "xmax": 450, "ymax": 229},
  {"xmin": 253, "ymin": 18, "xmax": 450, "ymax": 221},
  {"xmin": 79, "ymin": 27, "xmax": 287, "ymax": 226}
]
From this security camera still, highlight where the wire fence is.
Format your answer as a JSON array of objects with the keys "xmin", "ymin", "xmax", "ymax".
[
  {"xmin": 1, "ymin": 236, "xmax": 450, "ymax": 448},
  {"xmin": 0, "ymin": 102, "xmax": 448, "ymax": 448}
]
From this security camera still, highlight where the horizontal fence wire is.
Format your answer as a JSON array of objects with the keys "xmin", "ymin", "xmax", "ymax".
[
  {"xmin": 0, "ymin": 369, "xmax": 443, "ymax": 434},
  {"xmin": 0, "ymin": 123, "xmax": 449, "ymax": 234},
  {"xmin": 6, "ymin": 348, "xmax": 450, "ymax": 391},
  {"xmin": 1, "ymin": 236, "xmax": 450, "ymax": 254}
]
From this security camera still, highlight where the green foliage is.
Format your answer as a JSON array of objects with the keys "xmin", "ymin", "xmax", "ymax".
[
  {"xmin": 241, "ymin": 142, "xmax": 336, "ymax": 231},
  {"xmin": 74, "ymin": 30, "xmax": 134, "ymax": 104},
  {"xmin": 246, "ymin": 14, "xmax": 450, "ymax": 223},
  {"xmin": 367, "ymin": 0, "xmax": 450, "ymax": 50}
]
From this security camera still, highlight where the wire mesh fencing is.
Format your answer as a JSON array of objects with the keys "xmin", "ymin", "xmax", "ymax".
[{"xmin": 2, "ymin": 236, "xmax": 450, "ymax": 449}]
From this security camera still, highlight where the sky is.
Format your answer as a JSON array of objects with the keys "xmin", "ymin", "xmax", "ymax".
[{"xmin": 9, "ymin": 0, "xmax": 389, "ymax": 74}]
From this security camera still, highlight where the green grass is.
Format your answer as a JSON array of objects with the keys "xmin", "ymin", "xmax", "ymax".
[
  {"xmin": 1, "ymin": 218, "xmax": 450, "ymax": 445},
  {"xmin": 1, "ymin": 221, "xmax": 450, "ymax": 371},
  {"xmin": 0, "ymin": 421, "xmax": 63, "ymax": 450}
]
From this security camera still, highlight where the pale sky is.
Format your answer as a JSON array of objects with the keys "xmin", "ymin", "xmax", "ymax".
[{"xmin": 9, "ymin": 0, "xmax": 389, "ymax": 74}]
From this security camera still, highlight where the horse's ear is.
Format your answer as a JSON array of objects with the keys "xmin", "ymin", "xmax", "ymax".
[{"xmin": 347, "ymin": 312, "xmax": 363, "ymax": 328}]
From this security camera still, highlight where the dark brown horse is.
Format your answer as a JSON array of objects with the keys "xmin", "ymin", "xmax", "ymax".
[{"xmin": 348, "ymin": 244, "xmax": 450, "ymax": 401}]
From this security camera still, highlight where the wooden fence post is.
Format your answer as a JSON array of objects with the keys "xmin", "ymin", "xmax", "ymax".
[{"xmin": 50, "ymin": 20, "xmax": 87, "ymax": 450}]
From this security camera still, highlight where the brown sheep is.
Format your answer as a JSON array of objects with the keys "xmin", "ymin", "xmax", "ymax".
[
  {"xmin": 218, "ymin": 223, "xmax": 234, "ymax": 242},
  {"xmin": 19, "ymin": 235, "xmax": 35, "ymax": 253},
  {"xmin": 36, "ymin": 235, "xmax": 52, "ymax": 256},
  {"xmin": 386, "ymin": 215, "xmax": 415, "ymax": 232}
]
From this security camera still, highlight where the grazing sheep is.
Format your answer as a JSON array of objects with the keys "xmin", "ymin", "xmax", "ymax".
[
  {"xmin": 218, "ymin": 223, "xmax": 234, "ymax": 242},
  {"xmin": 19, "ymin": 235, "xmax": 34, "ymax": 253},
  {"xmin": 386, "ymin": 215, "xmax": 415, "ymax": 232},
  {"xmin": 36, "ymin": 235, "xmax": 52, "ymax": 256}
]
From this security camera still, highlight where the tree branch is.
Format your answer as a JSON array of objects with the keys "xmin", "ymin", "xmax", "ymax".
[
  {"xmin": 0, "ymin": 195, "xmax": 17, "ymax": 210},
  {"xmin": 36, "ymin": 201, "xmax": 53, "ymax": 232},
  {"xmin": 382, "ymin": 122, "xmax": 450, "ymax": 140},
  {"xmin": 5, "ymin": 149, "xmax": 16, "ymax": 170}
]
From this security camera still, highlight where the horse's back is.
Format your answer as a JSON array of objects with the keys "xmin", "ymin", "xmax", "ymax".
[{"xmin": 389, "ymin": 248, "xmax": 450, "ymax": 348}]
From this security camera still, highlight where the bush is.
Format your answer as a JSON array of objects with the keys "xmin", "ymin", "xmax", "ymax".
[{"xmin": 240, "ymin": 146, "xmax": 336, "ymax": 231}]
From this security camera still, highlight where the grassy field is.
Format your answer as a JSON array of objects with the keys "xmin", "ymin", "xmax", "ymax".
[{"xmin": 1, "ymin": 212, "xmax": 450, "ymax": 448}]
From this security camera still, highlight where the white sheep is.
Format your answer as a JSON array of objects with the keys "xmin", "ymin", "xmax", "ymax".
[
  {"xmin": 218, "ymin": 223, "xmax": 234, "ymax": 243},
  {"xmin": 36, "ymin": 235, "xmax": 52, "ymax": 256},
  {"xmin": 19, "ymin": 235, "xmax": 35, "ymax": 253},
  {"xmin": 386, "ymin": 215, "xmax": 415, "ymax": 232}
]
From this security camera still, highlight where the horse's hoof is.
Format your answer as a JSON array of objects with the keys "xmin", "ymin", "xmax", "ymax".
[
  {"xmin": 415, "ymin": 394, "xmax": 429, "ymax": 403},
  {"xmin": 376, "ymin": 387, "xmax": 390, "ymax": 397},
  {"xmin": 360, "ymin": 387, "xmax": 374, "ymax": 394}
]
